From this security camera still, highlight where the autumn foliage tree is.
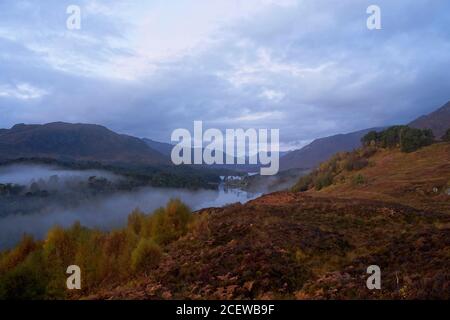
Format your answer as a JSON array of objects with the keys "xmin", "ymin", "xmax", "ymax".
[{"xmin": 0, "ymin": 199, "xmax": 193, "ymax": 299}]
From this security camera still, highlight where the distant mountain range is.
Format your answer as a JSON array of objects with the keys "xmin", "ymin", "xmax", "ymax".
[
  {"xmin": 142, "ymin": 138, "xmax": 174, "ymax": 157},
  {"xmin": 409, "ymin": 101, "xmax": 450, "ymax": 139},
  {"xmin": 280, "ymin": 128, "xmax": 382, "ymax": 171},
  {"xmin": 0, "ymin": 101, "xmax": 448, "ymax": 171},
  {"xmin": 0, "ymin": 122, "xmax": 169, "ymax": 165},
  {"xmin": 280, "ymin": 100, "xmax": 450, "ymax": 171}
]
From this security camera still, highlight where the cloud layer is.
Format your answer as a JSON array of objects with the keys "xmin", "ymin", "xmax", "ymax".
[{"xmin": 1, "ymin": 0, "xmax": 449, "ymax": 149}]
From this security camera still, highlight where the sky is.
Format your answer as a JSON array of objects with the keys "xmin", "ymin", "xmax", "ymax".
[{"xmin": 0, "ymin": 0, "xmax": 449, "ymax": 150}]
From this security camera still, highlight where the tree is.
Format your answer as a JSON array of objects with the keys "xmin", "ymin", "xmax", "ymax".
[
  {"xmin": 152, "ymin": 199, "xmax": 192, "ymax": 245},
  {"xmin": 361, "ymin": 131, "xmax": 379, "ymax": 146},
  {"xmin": 314, "ymin": 172, "xmax": 333, "ymax": 190},
  {"xmin": 400, "ymin": 127, "xmax": 434, "ymax": 152},
  {"xmin": 0, "ymin": 234, "xmax": 37, "ymax": 271},
  {"xmin": 442, "ymin": 128, "xmax": 450, "ymax": 141},
  {"xmin": 127, "ymin": 208, "xmax": 147, "ymax": 235},
  {"xmin": 131, "ymin": 239, "xmax": 162, "ymax": 274},
  {"xmin": 379, "ymin": 126, "xmax": 406, "ymax": 148},
  {"xmin": 362, "ymin": 126, "xmax": 435, "ymax": 152},
  {"xmin": 0, "ymin": 252, "xmax": 49, "ymax": 300}
]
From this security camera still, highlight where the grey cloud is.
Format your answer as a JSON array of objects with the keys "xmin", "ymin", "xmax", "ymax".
[{"xmin": 0, "ymin": 0, "xmax": 449, "ymax": 149}]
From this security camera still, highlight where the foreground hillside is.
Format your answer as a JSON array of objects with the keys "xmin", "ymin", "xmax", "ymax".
[
  {"xmin": 91, "ymin": 193, "xmax": 449, "ymax": 299},
  {"xmin": 90, "ymin": 144, "xmax": 450, "ymax": 300}
]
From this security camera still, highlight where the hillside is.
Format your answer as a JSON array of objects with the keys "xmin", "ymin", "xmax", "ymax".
[
  {"xmin": 142, "ymin": 138, "xmax": 174, "ymax": 157},
  {"xmin": 280, "ymin": 128, "xmax": 381, "ymax": 171},
  {"xmin": 409, "ymin": 101, "xmax": 450, "ymax": 139},
  {"xmin": 0, "ymin": 122, "xmax": 169, "ymax": 165},
  {"xmin": 300, "ymin": 142, "xmax": 450, "ymax": 214},
  {"xmin": 86, "ymin": 143, "xmax": 449, "ymax": 300},
  {"xmin": 1, "ymin": 132, "xmax": 448, "ymax": 300},
  {"xmin": 281, "ymin": 100, "xmax": 450, "ymax": 172},
  {"xmin": 88, "ymin": 194, "xmax": 448, "ymax": 300}
]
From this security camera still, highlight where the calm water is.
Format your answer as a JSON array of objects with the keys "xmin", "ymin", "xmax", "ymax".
[{"xmin": 0, "ymin": 165, "xmax": 260, "ymax": 248}]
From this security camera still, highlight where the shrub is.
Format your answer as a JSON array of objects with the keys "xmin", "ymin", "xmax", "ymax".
[
  {"xmin": 43, "ymin": 225, "xmax": 77, "ymax": 268},
  {"xmin": 442, "ymin": 128, "xmax": 450, "ymax": 141},
  {"xmin": 295, "ymin": 249, "xmax": 308, "ymax": 263},
  {"xmin": 188, "ymin": 212, "xmax": 210, "ymax": 238},
  {"xmin": 152, "ymin": 199, "xmax": 192, "ymax": 245},
  {"xmin": 344, "ymin": 156, "xmax": 369, "ymax": 171},
  {"xmin": 0, "ymin": 252, "xmax": 49, "ymax": 300},
  {"xmin": 131, "ymin": 239, "xmax": 162, "ymax": 274},
  {"xmin": 314, "ymin": 172, "xmax": 333, "ymax": 190},
  {"xmin": 352, "ymin": 174, "xmax": 366, "ymax": 186},
  {"xmin": 0, "ymin": 199, "xmax": 193, "ymax": 298},
  {"xmin": 360, "ymin": 146, "xmax": 377, "ymax": 158},
  {"xmin": 127, "ymin": 208, "xmax": 147, "ymax": 235},
  {"xmin": 292, "ymin": 146, "xmax": 377, "ymax": 191},
  {"xmin": 0, "ymin": 234, "xmax": 38, "ymax": 271},
  {"xmin": 292, "ymin": 174, "xmax": 313, "ymax": 192}
]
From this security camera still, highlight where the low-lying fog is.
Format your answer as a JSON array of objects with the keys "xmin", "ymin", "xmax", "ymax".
[
  {"xmin": 0, "ymin": 164, "xmax": 260, "ymax": 249},
  {"xmin": 0, "ymin": 164, "xmax": 121, "ymax": 185}
]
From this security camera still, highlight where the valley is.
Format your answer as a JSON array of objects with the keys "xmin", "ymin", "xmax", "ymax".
[{"xmin": 0, "ymin": 102, "xmax": 449, "ymax": 300}]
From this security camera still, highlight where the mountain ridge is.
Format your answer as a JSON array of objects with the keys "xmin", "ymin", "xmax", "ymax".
[
  {"xmin": 280, "ymin": 127, "xmax": 382, "ymax": 171},
  {"xmin": 0, "ymin": 122, "xmax": 169, "ymax": 165},
  {"xmin": 280, "ymin": 100, "xmax": 450, "ymax": 171},
  {"xmin": 408, "ymin": 101, "xmax": 450, "ymax": 139}
]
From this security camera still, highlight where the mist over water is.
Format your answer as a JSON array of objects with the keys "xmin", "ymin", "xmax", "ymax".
[
  {"xmin": 0, "ymin": 164, "xmax": 121, "ymax": 185},
  {"xmin": 0, "ymin": 165, "xmax": 260, "ymax": 249}
]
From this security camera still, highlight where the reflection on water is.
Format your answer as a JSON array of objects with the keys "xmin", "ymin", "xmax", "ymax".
[
  {"xmin": 196, "ymin": 183, "xmax": 260, "ymax": 209},
  {"xmin": 0, "ymin": 179, "xmax": 260, "ymax": 249}
]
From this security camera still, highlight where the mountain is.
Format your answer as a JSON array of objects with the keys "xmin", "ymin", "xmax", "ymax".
[
  {"xmin": 2, "ymin": 132, "xmax": 449, "ymax": 300},
  {"xmin": 409, "ymin": 101, "xmax": 450, "ymax": 139},
  {"xmin": 280, "ymin": 101, "xmax": 450, "ymax": 172},
  {"xmin": 143, "ymin": 138, "xmax": 291, "ymax": 162},
  {"xmin": 0, "ymin": 122, "xmax": 169, "ymax": 165},
  {"xmin": 280, "ymin": 128, "xmax": 381, "ymax": 171},
  {"xmin": 145, "ymin": 142, "xmax": 262, "ymax": 173},
  {"xmin": 142, "ymin": 138, "xmax": 174, "ymax": 157}
]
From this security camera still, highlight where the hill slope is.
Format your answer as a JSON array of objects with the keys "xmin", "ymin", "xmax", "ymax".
[
  {"xmin": 280, "ymin": 128, "xmax": 381, "ymax": 171},
  {"xmin": 90, "ymin": 194, "xmax": 449, "ymax": 300},
  {"xmin": 306, "ymin": 142, "xmax": 450, "ymax": 214},
  {"xmin": 281, "ymin": 100, "xmax": 450, "ymax": 171},
  {"xmin": 0, "ymin": 122, "xmax": 169, "ymax": 165},
  {"xmin": 142, "ymin": 138, "xmax": 174, "ymax": 157},
  {"xmin": 89, "ymin": 143, "xmax": 450, "ymax": 300},
  {"xmin": 409, "ymin": 101, "xmax": 450, "ymax": 139}
]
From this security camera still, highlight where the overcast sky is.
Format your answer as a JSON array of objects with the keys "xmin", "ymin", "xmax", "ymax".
[{"xmin": 0, "ymin": 0, "xmax": 449, "ymax": 150}]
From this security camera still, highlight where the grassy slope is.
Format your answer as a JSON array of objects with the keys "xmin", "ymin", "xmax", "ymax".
[
  {"xmin": 89, "ymin": 143, "xmax": 450, "ymax": 300},
  {"xmin": 310, "ymin": 142, "xmax": 450, "ymax": 214}
]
